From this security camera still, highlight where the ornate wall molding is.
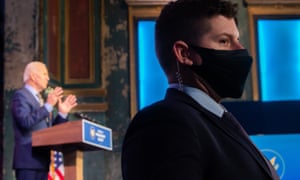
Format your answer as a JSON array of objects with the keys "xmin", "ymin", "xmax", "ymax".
[
  {"xmin": 245, "ymin": 0, "xmax": 300, "ymax": 100},
  {"xmin": 125, "ymin": 0, "xmax": 170, "ymax": 117},
  {"xmin": 244, "ymin": 0, "xmax": 300, "ymax": 5},
  {"xmin": 40, "ymin": 0, "xmax": 107, "ymax": 113}
]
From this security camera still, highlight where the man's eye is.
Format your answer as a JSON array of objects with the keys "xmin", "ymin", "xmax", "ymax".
[{"xmin": 219, "ymin": 39, "xmax": 229, "ymax": 45}]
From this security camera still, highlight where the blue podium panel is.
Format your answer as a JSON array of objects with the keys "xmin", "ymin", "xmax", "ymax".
[
  {"xmin": 250, "ymin": 134, "xmax": 300, "ymax": 180},
  {"xmin": 82, "ymin": 120, "xmax": 113, "ymax": 151}
]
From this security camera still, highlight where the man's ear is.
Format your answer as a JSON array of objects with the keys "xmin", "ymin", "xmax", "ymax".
[
  {"xmin": 172, "ymin": 41, "xmax": 193, "ymax": 65},
  {"xmin": 30, "ymin": 72, "xmax": 37, "ymax": 82}
]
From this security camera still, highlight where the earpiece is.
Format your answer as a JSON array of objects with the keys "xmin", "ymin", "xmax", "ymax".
[{"xmin": 176, "ymin": 61, "xmax": 183, "ymax": 91}]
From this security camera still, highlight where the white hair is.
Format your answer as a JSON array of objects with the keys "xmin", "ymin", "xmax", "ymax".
[{"xmin": 23, "ymin": 61, "xmax": 45, "ymax": 82}]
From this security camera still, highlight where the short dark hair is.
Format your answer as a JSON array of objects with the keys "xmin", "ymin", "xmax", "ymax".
[{"xmin": 155, "ymin": 0, "xmax": 238, "ymax": 75}]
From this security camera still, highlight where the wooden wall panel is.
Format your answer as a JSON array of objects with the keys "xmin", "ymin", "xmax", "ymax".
[
  {"xmin": 245, "ymin": 0, "xmax": 300, "ymax": 5},
  {"xmin": 47, "ymin": 0, "xmax": 60, "ymax": 80},
  {"xmin": 41, "ymin": 0, "xmax": 106, "ymax": 112},
  {"xmin": 127, "ymin": 4, "xmax": 163, "ymax": 117},
  {"xmin": 65, "ymin": 0, "xmax": 94, "ymax": 84},
  {"xmin": 246, "ymin": 0, "xmax": 300, "ymax": 100},
  {"xmin": 67, "ymin": 0, "xmax": 90, "ymax": 79}
]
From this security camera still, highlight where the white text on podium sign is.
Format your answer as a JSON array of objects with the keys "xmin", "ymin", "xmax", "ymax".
[{"xmin": 82, "ymin": 120, "xmax": 113, "ymax": 151}]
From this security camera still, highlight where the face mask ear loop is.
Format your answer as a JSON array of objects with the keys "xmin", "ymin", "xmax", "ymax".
[{"xmin": 175, "ymin": 61, "xmax": 183, "ymax": 91}]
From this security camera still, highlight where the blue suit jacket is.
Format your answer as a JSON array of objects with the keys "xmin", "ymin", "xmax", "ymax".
[{"xmin": 11, "ymin": 87, "xmax": 67, "ymax": 170}]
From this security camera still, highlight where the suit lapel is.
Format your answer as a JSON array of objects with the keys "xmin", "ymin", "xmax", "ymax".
[
  {"xmin": 23, "ymin": 88, "xmax": 50, "ymax": 128},
  {"xmin": 200, "ymin": 106, "xmax": 274, "ymax": 179},
  {"xmin": 23, "ymin": 87, "xmax": 41, "ymax": 107},
  {"xmin": 220, "ymin": 112, "xmax": 273, "ymax": 175}
]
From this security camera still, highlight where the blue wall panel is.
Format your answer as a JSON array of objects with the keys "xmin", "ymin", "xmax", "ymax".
[
  {"xmin": 137, "ymin": 21, "xmax": 168, "ymax": 109},
  {"xmin": 258, "ymin": 19, "xmax": 300, "ymax": 101}
]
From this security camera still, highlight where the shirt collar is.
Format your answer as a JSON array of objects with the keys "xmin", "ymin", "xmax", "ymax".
[
  {"xmin": 25, "ymin": 84, "xmax": 40, "ymax": 101},
  {"xmin": 169, "ymin": 83, "xmax": 225, "ymax": 118}
]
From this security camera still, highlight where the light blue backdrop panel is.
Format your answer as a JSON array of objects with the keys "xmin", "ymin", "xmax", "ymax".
[
  {"xmin": 250, "ymin": 134, "xmax": 300, "ymax": 180},
  {"xmin": 137, "ymin": 21, "xmax": 168, "ymax": 109},
  {"xmin": 258, "ymin": 19, "xmax": 300, "ymax": 101}
]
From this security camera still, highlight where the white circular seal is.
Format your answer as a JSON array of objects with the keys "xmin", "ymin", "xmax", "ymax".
[{"xmin": 261, "ymin": 149, "xmax": 285, "ymax": 179}]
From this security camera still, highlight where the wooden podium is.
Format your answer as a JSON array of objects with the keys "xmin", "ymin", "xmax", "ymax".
[{"xmin": 32, "ymin": 119, "xmax": 113, "ymax": 180}]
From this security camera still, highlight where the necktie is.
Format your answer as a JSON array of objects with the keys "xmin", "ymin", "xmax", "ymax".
[
  {"xmin": 37, "ymin": 93, "xmax": 52, "ymax": 126},
  {"xmin": 36, "ymin": 93, "xmax": 44, "ymax": 106},
  {"xmin": 222, "ymin": 111, "xmax": 279, "ymax": 179},
  {"xmin": 222, "ymin": 111, "xmax": 249, "ymax": 137}
]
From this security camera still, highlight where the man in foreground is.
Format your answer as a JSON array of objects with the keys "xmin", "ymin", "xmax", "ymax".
[{"xmin": 122, "ymin": 0, "xmax": 279, "ymax": 179}]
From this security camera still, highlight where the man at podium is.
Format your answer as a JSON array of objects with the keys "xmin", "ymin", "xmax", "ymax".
[{"xmin": 11, "ymin": 61, "xmax": 78, "ymax": 180}]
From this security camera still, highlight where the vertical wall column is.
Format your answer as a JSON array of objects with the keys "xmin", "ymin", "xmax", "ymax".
[{"xmin": 0, "ymin": 0, "xmax": 5, "ymax": 177}]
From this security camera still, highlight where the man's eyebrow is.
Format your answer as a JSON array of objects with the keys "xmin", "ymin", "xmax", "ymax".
[{"xmin": 215, "ymin": 32, "xmax": 240, "ymax": 40}]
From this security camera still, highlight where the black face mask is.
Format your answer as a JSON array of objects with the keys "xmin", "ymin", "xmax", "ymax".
[{"xmin": 189, "ymin": 45, "xmax": 253, "ymax": 98}]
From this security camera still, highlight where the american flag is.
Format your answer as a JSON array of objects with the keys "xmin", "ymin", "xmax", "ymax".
[{"xmin": 48, "ymin": 150, "xmax": 64, "ymax": 180}]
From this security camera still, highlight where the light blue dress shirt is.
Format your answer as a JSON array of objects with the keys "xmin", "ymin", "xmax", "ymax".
[{"xmin": 169, "ymin": 83, "xmax": 225, "ymax": 118}]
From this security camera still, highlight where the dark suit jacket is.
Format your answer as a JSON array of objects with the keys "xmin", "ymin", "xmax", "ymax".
[
  {"xmin": 122, "ymin": 88, "xmax": 279, "ymax": 180},
  {"xmin": 11, "ymin": 87, "xmax": 67, "ymax": 170}
]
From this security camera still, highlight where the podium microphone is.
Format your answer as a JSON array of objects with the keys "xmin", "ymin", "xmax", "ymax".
[{"xmin": 74, "ymin": 112, "xmax": 96, "ymax": 123}]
